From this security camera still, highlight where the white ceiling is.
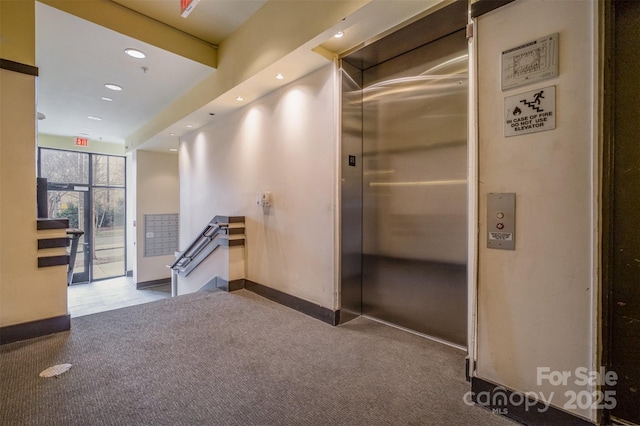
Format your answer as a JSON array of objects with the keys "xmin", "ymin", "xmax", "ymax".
[
  {"xmin": 35, "ymin": 0, "xmax": 263, "ymax": 146},
  {"xmin": 35, "ymin": 0, "xmax": 444, "ymax": 152}
]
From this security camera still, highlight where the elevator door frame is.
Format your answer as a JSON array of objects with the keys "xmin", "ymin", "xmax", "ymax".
[{"xmin": 601, "ymin": 1, "xmax": 640, "ymax": 424}]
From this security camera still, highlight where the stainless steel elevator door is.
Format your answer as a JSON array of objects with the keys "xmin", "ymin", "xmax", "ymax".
[{"xmin": 361, "ymin": 29, "xmax": 468, "ymax": 346}]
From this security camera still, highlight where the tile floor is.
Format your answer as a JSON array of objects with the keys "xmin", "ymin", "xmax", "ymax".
[{"xmin": 67, "ymin": 276, "xmax": 171, "ymax": 317}]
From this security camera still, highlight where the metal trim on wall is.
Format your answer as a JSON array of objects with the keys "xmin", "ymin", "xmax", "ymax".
[
  {"xmin": 0, "ymin": 58, "xmax": 38, "ymax": 76},
  {"xmin": 341, "ymin": 0, "xmax": 467, "ymax": 71},
  {"xmin": 339, "ymin": 59, "xmax": 364, "ymax": 323}
]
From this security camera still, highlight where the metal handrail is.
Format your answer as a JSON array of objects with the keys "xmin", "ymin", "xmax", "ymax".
[
  {"xmin": 170, "ymin": 225, "xmax": 226, "ymax": 270},
  {"xmin": 170, "ymin": 215, "xmax": 231, "ymax": 271},
  {"xmin": 168, "ymin": 215, "xmax": 245, "ymax": 296}
]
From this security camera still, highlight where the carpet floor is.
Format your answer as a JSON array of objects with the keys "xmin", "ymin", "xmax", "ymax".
[{"xmin": 0, "ymin": 289, "xmax": 516, "ymax": 425}]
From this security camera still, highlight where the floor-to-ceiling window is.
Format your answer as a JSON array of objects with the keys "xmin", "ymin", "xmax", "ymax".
[{"xmin": 38, "ymin": 148, "xmax": 126, "ymax": 282}]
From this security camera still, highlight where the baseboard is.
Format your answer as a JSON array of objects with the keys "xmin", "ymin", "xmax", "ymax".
[
  {"xmin": 244, "ymin": 279, "xmax": 340, "ymax": 326},
  {"xmin": 471, "ymin": 377, "xmax": 594, "ymax": 425},
  {"xmin": 195, "ymin": 277, "xmax": 340, "ymax": 325},
  {"xmin": 228, "ymin": 279, "xmax": 245, "ymax": 292},
  {"xmin": 215, "ymin": 277, "xmax": 246, "ymax": 292},
  {"xmin": 136, "ymin": 277, "xmax": 171, "ymax": 289},
  {"xmin": 0, "ymin": 314, "xmax": 70, "ymax": 345},
  {"xmin": 196, "ymin": 277, "xmax": 245, "ymax": 292}
]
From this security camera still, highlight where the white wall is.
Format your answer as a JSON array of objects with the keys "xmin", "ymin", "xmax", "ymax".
[
  {"xmin": 475, "ymin": 0, "xmax": 597, "ymax": 421},
  {"xmin": 179, "ymin": 64, "xmax": 337, "ymax": 310},
  {"xmin": 134, "ymin": 150, "xmax": 179, "ymax": 284}
]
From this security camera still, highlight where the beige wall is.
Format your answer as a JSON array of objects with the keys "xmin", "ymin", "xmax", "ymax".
[
  {"xmin": 0, "ymin": 0, "xmax": 36, "ymax": 66},
  {"xmin": 179, "ymin": 65, "xmax": 337, "ymax": 309},
  {"xmin": 475, "ymin": 0, "xmax": 597, "ymax": 420},
  {"xmin": 134, "ymin": 150, "xmax": 179, "ymax": 284},
  {"xmin": 0, "ymin": 69, "xmax": 68, "ymax": 327},
  {"xmin": 1, "ymin": 0, "xmax": 68, "ymax": 327}
]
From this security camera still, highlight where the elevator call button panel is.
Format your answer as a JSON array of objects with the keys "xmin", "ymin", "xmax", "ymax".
[{"xmin": 487, "ymin": 192, "xmax": 516, "ymax": 250}]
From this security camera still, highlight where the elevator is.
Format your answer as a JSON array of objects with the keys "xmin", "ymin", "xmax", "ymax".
[{"xmin": 340, "ymin": 1, "xmax": 468, "ymax": 347}]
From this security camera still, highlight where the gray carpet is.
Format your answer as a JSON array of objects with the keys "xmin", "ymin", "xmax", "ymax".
[{"xmin": 0, "ymin": 289, "xmax": 515, "ymax": 425}]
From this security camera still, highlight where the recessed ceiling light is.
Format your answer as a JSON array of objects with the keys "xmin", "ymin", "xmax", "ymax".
[
  {"xmin": 125, "ymin": 48, "xmax": 146, "ymax": 59},
  {"xmin": 334, "ymin": 31, "xmax": 344, "ymax": 38},
  {"xmin": 236, "ymin": 96, "xmax": 244, "ymax": 101},
  {"xmin": 105, "ymin": 83, "xmax": 122, "ymax": 91},
  {"xmin": 101, "ymin": 97, "xmax": 113, "ymax": 101},
  {"xmin": 275, "ymin": 73, "xmax": 284, "ymax": 80},
  {"xmin": 88, "ymin": 115, "xmax": 102, "ymax": 121},
  {"xmin": 169, "ymin": 133, "xmax": 175, "ymax": 136},
  {"xmin": 186, "ymin": 124, "xmax": 193, "ymax": 128},
  {"xmin": 169, "ymin": 148, "xmax": 178, "ymax": 152}
]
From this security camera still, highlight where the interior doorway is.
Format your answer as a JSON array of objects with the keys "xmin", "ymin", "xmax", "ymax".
[{"xmin": 38, "ymin": 148, "xmax": 126, "ymax": 283}]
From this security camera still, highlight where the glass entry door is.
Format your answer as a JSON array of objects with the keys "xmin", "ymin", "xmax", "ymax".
[
  {"xmin": 91, "ymin": 154, "xmax": 126, "ymax": 280},
  {"xmin": 92, "ymin": 187, "xmax": 125, "ymax": 279},
  {"xmin": 39, "ymin": 148, "xmax": 126, "ymax": 283},
  {"xmin": 47, "ymin": 185, "xmax": 90, "ymax": 283}
]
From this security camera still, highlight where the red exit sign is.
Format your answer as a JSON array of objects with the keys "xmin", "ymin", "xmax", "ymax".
[
  {"xmin": 180, "ymin": 0, "xmax": 200, "ymax": 17},
  {"xmin": 75, "ymin": 137, "xmax": 88, "ymax": 146}
]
